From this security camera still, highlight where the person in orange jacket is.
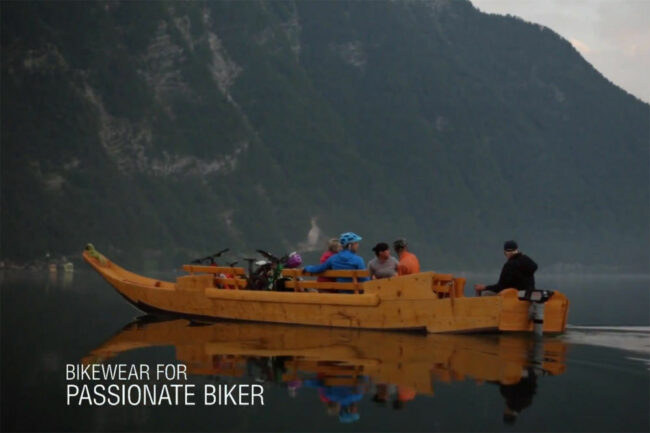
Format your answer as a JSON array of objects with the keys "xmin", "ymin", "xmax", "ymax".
[{"xmin": 393, "ymin": 238, "xmax": 420, "ymax": 275}]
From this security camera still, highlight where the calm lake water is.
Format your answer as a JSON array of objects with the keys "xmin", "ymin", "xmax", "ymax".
[{"xmin": 1, "ymin": 269, "xmax": 648, "ymax": 432}]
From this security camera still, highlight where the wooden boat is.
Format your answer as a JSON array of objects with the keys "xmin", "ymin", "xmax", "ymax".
[
  {"xmin": 83, "ymin": 318, "xmax": 567, "ymax": 393},
  {"xmin": 82, "ymin": 245, "xmax": 569, "ymax": 334}
]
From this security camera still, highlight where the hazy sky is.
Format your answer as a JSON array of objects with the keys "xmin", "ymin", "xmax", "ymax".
[{"xmin": 471, "ymin": 0, "xmax": 650, "ymax": 103}]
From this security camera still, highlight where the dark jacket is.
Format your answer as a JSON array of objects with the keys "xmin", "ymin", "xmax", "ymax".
[{"xmin": 486, "ymin": 253, "xmax": 537, "ymax": 293}]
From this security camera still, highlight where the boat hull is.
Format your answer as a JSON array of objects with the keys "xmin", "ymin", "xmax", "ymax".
[{"xmin": 83, "ymin": 251, "xmax": 569, "ymax": 334}]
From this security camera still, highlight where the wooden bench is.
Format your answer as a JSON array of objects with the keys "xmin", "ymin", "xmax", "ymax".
[{"xmin": 281, "ymin": 269, "xmax": 370, "ymax": 294}]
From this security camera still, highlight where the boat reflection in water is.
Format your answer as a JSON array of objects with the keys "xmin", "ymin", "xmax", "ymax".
[{"xmin": 83, "ymin": 318, "xmax": 567, "ymax": 424}]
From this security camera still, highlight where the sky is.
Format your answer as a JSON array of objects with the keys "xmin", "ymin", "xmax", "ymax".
[{"xmin": 471, "ymin": 0, "xmax": 650, "ymax": 103}]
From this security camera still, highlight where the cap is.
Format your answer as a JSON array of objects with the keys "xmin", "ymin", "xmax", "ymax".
[
  {"xmin": 393, "ymin": 238, "xmax": 408, "ymax": 249},
  {"xmin": 503, "ymin": 240, "xmax": 518, "ymax": 251}
]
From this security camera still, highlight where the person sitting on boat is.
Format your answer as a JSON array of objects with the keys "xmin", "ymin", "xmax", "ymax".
[
  {"xmin": 368, "ymin": 242, "xmax": 398, "ymax": 279},
  {"xmin": 474, "ymin": 240, "xmax": 538, "ymax": 296},
  {"xmin": 303, "ymin": 232, "xmax": 369, "ymax": 283},
  {"xmin": 317, "ymin": 238, "xmax": 342, "ymax": 283},
  {"xmin": 393, "ymin": 238, "xmax": 420, "ymax": 275}
]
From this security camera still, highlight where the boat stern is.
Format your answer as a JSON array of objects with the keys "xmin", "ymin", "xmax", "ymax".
[{"xmin": 498, "ymin": 289, "xmax": 569, "ymax": 333}]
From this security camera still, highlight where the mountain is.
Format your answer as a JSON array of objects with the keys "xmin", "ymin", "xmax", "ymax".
[{"xmin": 2, "ymin": 0, "xmax": 648, "ymax": 272}]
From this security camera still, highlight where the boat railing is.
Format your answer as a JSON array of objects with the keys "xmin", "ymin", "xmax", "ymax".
[
  {"xmin": 180, "ymin": 265, "xmax": 248, "ymax": 290},
  {"xmin": 182, "ymin": 265, "xmax": 247, "ymax": 276},
  {"xmin": 181, "ymin": 264, "xmax": 465, "ymax": 298},
  {"xmin": 180, "ymin": 265, "xmax": 370, "ymax": 294}
]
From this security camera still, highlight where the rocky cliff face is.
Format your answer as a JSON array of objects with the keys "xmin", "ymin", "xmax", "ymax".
[{"xmin": 2, "ymin": 1, "xmax": 648, "ymax": 271}]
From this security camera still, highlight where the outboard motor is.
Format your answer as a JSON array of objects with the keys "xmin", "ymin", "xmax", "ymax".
[{"xmin": 518, "ymin": 289, "xmax": 554, "ymax": 337}]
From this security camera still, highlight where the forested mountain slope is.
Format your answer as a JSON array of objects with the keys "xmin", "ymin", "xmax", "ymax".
[{"xmin": 2, "ymin": 1, "xmax": 648, "ymax": 272}]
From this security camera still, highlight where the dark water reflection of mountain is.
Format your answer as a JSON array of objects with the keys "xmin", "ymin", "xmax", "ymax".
[{"xmin": 1, "ymin": 270, "xmax": 648, "ymax": 432}]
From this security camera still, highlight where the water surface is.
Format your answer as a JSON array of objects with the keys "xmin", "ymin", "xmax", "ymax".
[{"xmin": 1, "ymin": 270, "xmax": 648, "ymax": 432}]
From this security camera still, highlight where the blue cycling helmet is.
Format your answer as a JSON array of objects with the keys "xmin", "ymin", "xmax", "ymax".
[{"xmin": 339, "ymin": 232, "xmax": 362, "ymax": 246}]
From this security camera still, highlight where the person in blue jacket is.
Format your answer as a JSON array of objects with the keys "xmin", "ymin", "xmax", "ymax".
[{"xmin": 303, "ymin": 232, "xmax": 369, "ymax": 283}]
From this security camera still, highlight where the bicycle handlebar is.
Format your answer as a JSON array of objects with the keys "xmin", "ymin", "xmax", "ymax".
[{"xmin": 191, "ymin": 248, "xmax": 230, "ymax": 264}]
